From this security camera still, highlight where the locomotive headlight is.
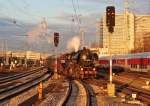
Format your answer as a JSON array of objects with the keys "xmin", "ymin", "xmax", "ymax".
[
  {"xmin": 15, "ymin": 60, "xmax": 17, "ymax": 64},
  {"xmin": 82, "ymin": 55, "xmax": 87, "ymax": 60},
  {"xmin": 93, "ymin": 68, "xmax": 96, "ymax": 71},
  {"xmin": 81, "ymin": 68, "xmax": 83, "ymax": 71}
]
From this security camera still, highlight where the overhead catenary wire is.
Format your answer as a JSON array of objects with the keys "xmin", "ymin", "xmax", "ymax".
[
  {"xmin": 0, "ymin": 5, "xmax": 32, "ymax": 28},
  {"xmin": 0, "ymin": 16, "xmax": 29, "ymax": 29},
  {"xmin": 5, "ymin": 0, "xmax": 45, "ymax": 24},
  {"xmin": 71, "ymin": 0, "xmax": 81, "ymax": 31},
  {"xmin": 0, "ymin": 0, "xmax": 45, "ymax": 30},
  {"xmin": 71, "ymin": 0, "xmax": 86, "ymax": 48},
  {"xmin": 3, "ymin": 0, "xmax": 57, "ymax": 29},
  {"xmin": 146, "ymin": 0, "xmax": 150, "ymax": 14},
  {"xmin": 0, "ymin": 1, "xmax": 56, "ymax": 52},
  {"xmin": 76, "ymin": 0, "xmax": 82, "ymax": 25}
]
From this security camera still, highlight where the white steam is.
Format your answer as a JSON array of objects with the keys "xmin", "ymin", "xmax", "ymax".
[
  {"xmin": 47, "ymin": 36, "xmax": 53, "ymax": 44},
  {"xmin": 67, "ymin": 36, "xmax": 80, "ymax": 52}
]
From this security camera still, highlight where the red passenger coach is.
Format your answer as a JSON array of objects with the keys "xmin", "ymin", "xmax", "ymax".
[
  {"xmin": 143, "ymin": 58, "xmax": 150, "ymax": 65},
  {"xmin": 99, "ymin": 57, "xmax": 109, "ymax": 68},
  {"xmin": 115, "ymin": 59, "xmax": 125, "ymax": 65},
  {"xmin": 99, "ymin": 60, "xmax": 109, "ymax": 64},
  {"xmin": 99, "ymin": 52, "xmax": 150, "ymax": 72},
  {"xmin": 128, "ymin": 58, "xmax": 138, "ymax": 64}
]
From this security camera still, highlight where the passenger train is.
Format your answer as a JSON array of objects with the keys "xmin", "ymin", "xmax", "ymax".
[{"xmin": 99, "ymin": 52, "xmax": 150, "ymax": 72}]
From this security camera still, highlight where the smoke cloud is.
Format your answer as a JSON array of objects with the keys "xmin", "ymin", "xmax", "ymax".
[
  {"xmin": 67, "ymin": 36, "xmax": 80, "ymax": 52},
  {"xmin": 27, "ymin": 19, "xmax": 48, "ymax": 44}
]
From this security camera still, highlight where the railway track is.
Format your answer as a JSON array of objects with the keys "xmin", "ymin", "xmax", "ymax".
[
  {"xmin": 116, "ymin": 82, "xmax": 150, "ymax": 104},
  {"xmin": 0, "ymin": 67, "xmax": 52, "ymax": 103},
  {"xmin": 62, "ymin": 81, "xmax": 79, "ymax": 106},
  {"xmin": 0, "ymin": 67, "xmax": 46, "ymax": 93},
  {"xmin": 82, "ymin": 80, "xmax": 97, "ymax": 106},
  {"xmin": 97, "ymin": 71, "xmax": 150, "ymax": 104},
  {"xmin": 0, "ymin": 67, "xmax": 44, "ymax": 84},
  {"xmin": 126, "ymin": 71, "xmax": 150, "ymax": 79},
  {"xmin": 62, "ymin": 80, "xmax": 97, "ymax": 106}
]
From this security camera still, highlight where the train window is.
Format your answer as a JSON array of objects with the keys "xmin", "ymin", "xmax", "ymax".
[
  {"xmin": 143, "ymin": 65, "xmax": 145, "ymax": 69},
  {"xmin": 131, "ymin": 64, "xmax": 133, "ymax": 68},
  {"xmin": 139, "ymin": 65, "xmax": 142, "ymax": 69},
  {"xmin": 132, "ymin": 64, "xmax": 134, "ymax": 68},
  {"xmin": 131, "ymin": 64, "xmax": 137, "ymax": 69},
  {"xmin": 130, "ymin": 64, "xmax": 148, "ymax": 69},
  {"xmin": 135, "ymin": 64, "xmax": 137, "ymax": 68},
  {"xmin": 139, "ymin": 65, "xmax": 141, "ymax": 69},
  {"xmin": 139, "ymin": 64, "xmax": 147, "ymax": 69},
  {"xmin": 133, "ymin": 64, "xmax": 135, "ymax": 68},
  {"xmin": 132, "ymin": 64, "xmax": 137, "ymax": 68},
  {"xmin": 142, "ymin": 65, "xmax": 144, "ymax": 69},
  {"xmin": 144, "ymin": 65, "xmax": 147, "ymax": 69}
]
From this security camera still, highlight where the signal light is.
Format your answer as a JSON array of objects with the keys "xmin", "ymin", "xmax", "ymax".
[
  {"xmin": 106, "ymin": 6, "xmax": 115, "ymax": 27},
  {"xmin": 106, "ymin": 6, "xmax": 115, "ymax": 33},
  {"xmin": 108, "ymin": 27, "xmax": 114, "ymax": 33},
  {"xmin": 54, "ymin": 32, "xmax": 59, "ymax": 47}
]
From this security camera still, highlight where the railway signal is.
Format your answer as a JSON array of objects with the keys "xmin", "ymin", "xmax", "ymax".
[
  {"xmin": 106, "ymin": 6, "xmax": 116, "ymax": 97},
  {"xmin": 54, "ymin": 32, "xmax": 59, "ymax": 47},
  {"xmin": 106, "ymin": 6, "xmax": 115, "ymax": 33},
  {"xmin": 53, "ymin": 32, "xmax": 60, "ymax": 79}
]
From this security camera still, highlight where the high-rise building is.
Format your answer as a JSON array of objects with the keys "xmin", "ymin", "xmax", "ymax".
[
  {"xmin": 97, "ymin": 11, "xmax": 150, "ymax": 55},
  {"xmin": 134, "ymin": 15, "xmax": 150, "ymax": 53},
  {"xmin": 143, "ymin": 32, "xmax": 150, "ymax": 52}
]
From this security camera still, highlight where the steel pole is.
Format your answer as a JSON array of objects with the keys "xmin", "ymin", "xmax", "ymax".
[
  {"xmin": 109, "ymin": 32, "xmax": 112, "ymax": 83},
  {"xmin": 107, "ymin": 32, "xmax": 115, "ymax": 97},
  {"xmin": 54, "ymin": 47, "xmax": 58, "ymax": 79}
]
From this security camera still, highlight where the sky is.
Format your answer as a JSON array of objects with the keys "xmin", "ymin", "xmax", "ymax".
[{"xmin": 0, "ymin": 0, "xmax": 149, "ymax": 53}]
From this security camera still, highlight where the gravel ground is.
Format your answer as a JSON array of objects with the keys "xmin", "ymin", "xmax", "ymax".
[
  {"xmin": 86, "ymin": 79, "xmax": 145, "ymax": 106},
  {"xmin": 37, "ymin": 79, "xmax": 69, "ymax": 106}
]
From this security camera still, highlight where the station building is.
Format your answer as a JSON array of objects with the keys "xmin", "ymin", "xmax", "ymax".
[{"xmin": 0, "ymin": 51, "xmax": 49, "ymax": 65}]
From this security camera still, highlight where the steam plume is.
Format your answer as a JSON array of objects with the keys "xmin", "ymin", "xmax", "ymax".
[{"xmin": 67, "ymin": 36, "xmax": 80, "ymax": 52}]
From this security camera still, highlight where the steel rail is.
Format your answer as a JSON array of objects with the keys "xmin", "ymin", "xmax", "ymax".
[
  {"xmin": 0, "ymin": 69, "xmax": 52, "ymax": 102},
  {"xmin": 81, "ymin": 80, "xmax": 97, "ymax": 106},
  {"xmin": 97, "ymin": 71, "xmax": 150, "ymax": 104},
  {"xmin": 0, "ymin": 67, "xmax": 44, "ymax": 84},
  {"xmin": 0, "ymin": 69, "xmax": 47, "ymax": 93},
  {"xmin": 62, "ymin": 80, "xmax": 79, "ymax": 106}
]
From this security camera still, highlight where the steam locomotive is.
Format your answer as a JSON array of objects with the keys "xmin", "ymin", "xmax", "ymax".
[{"xmin": 61, "ymin": 47, "xmax": 98, "ymax": 79}]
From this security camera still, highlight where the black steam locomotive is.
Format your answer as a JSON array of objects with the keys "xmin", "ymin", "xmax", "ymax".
[{"xmin": 63, "ymin": 47, "xmax": 98, "ymax": 79}]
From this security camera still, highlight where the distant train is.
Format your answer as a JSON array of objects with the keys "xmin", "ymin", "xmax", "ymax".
[
  {"xmin": 99, "ymin": 52, "xmax": 150, "ymax": 73},
  {"xmin": 60, "ymin": 47, "xmax": 99, "ymax": 79}
]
